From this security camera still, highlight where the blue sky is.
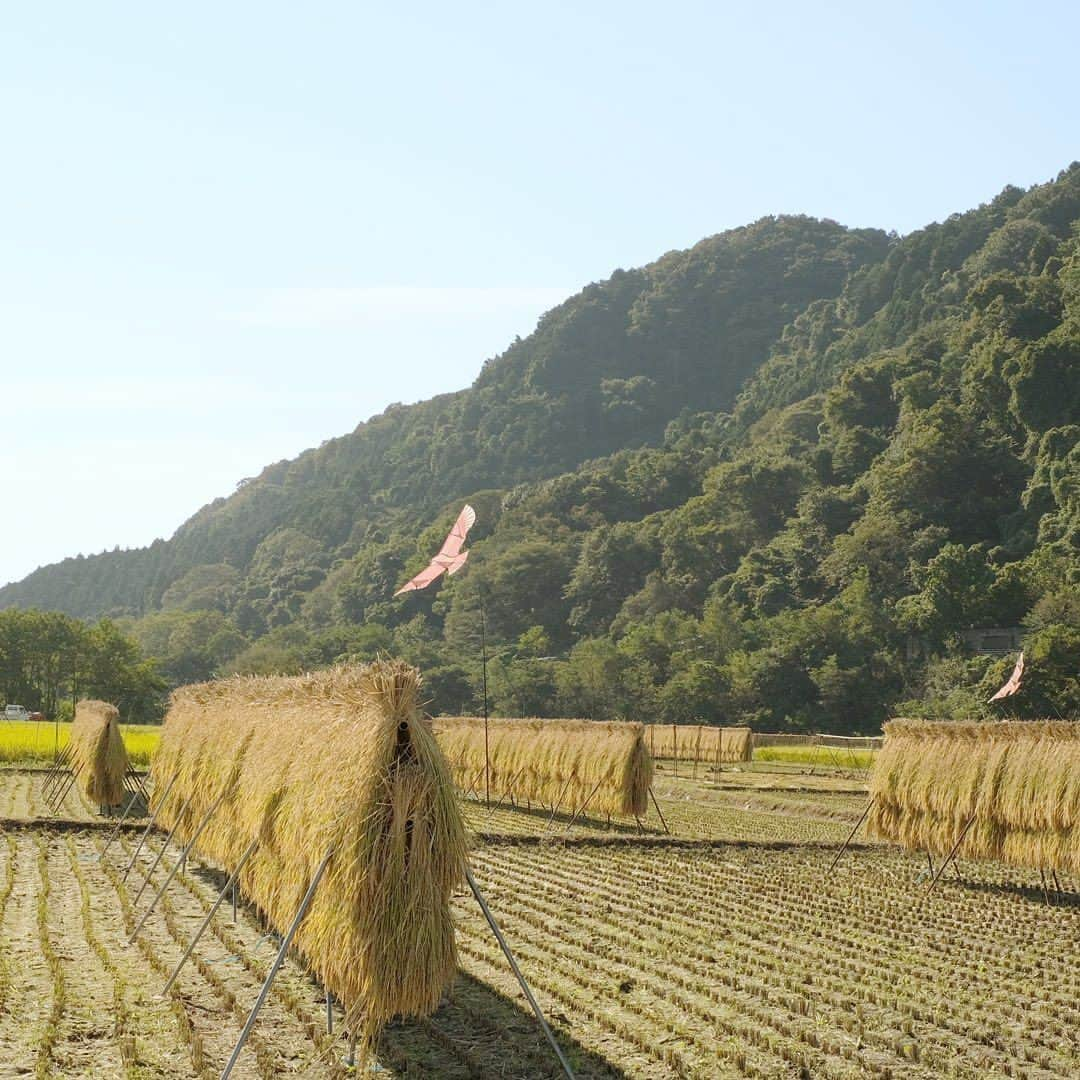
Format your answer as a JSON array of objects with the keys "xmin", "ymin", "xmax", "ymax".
[{"xmin": 1, "ymin": 1, "xmax": 1077, "ymax": 586}]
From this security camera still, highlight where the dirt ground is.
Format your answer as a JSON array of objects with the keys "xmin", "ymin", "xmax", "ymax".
[{"xmin": 0, "ymin": 768, "xmax": 1077, "ymax": 1078}]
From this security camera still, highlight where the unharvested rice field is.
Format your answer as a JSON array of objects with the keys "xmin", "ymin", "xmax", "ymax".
[
  {"xmin": 0, "ymin": 759, "xmax": 1077, "ymax": 1078},
  {"xmin": 0, "ymin": 720, "xmax": 158, "ymax": 767}
]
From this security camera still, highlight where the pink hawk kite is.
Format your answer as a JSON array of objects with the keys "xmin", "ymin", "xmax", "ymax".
[
  {"xmin": 394, "ymin": 504, "xmax": 476, "ymax": 595},
  {"xmin": 988, "ymin": 651, "xmax": 1024, "ymax": 703}
]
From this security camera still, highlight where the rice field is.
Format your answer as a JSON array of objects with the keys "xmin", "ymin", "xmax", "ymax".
[
  {"xmin": 0, "ymin": 753, "xmax": 1076, "ymax": 1078},
  {"xmin": 0, "ymin": 720, "xmax": 159, "ymax": 767}
]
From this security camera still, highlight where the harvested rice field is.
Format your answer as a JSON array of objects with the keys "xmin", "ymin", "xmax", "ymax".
[{"xmin": 0, "ymin": 766, "xmax": 1077, "ymax": 1078}]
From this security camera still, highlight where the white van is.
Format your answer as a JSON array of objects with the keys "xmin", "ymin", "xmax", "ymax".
[{"xmin": 3, "ymin": 705, "xmax": 30, "ymax": 721}]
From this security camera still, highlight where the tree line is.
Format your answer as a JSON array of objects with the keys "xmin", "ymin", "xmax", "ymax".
[{"xmin": 0, "ymin": 610, "xmax": 164, "ymax": 722}]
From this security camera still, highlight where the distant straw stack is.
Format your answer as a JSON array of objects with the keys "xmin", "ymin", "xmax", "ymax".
[
  {"xmin": 70, "ymin": 700, "xmax": 129, "ymax": 807},
  {"xmin": 645, "ymin": 724, "xmax": 753, "ymax": 764},
  {"xmin": 151, "ymin": 660, "xmax": 468, "ymax": 1053},
  {"xmin": 868, "ymin": 719, "xmax": 1080, "ymax": 873},
  {"xmin": 433, "ymin": 717, "xmax": 653, "ymax": 817}
]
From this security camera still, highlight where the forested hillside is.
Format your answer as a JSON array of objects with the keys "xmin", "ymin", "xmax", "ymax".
[{"xmin": 4, "ymin": 167, "xmax": 1079, "ymax": 729}]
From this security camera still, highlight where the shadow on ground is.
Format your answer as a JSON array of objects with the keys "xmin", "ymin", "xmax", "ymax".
[{"xmin": 378, "ymin": 969, "xmax": 629, "ymax": 1079}]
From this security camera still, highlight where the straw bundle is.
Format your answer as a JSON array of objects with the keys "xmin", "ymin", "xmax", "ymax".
[
  {"xmin": 645, "ymin": 724, "xmax": 753, "ymax": 764},
  {"xmin": 151, "ymin": 660, "xmax": 468, "ymax": 1052},
  {"xmin": 70, "ymin": 700, "xmax": 129, "ymax": 807},
  {"xmin": 433, "ymin": 717, "xmax": 653, "ymax": 817},
  {"xmin": 868, "ymin": 719, "xmax": 1080, "ymax": 873}
]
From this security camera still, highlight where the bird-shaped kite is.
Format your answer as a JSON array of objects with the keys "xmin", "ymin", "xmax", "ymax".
[
  {"xmin": 394, "ymin": 504, "xmax": 476, "ymax": 595},
  {"xmin": 988, "ymin": 651, "xmax": 1024, "ymax": 703}
]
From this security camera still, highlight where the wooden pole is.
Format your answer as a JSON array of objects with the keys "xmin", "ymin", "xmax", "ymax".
[
  {"xmin": 479, "ymin": 591, "xmax": 490, "ymax": 808},
  {"xmin": 648, "ymin": 786, "xmax": 670, "ymax": 835},
  {"xmin": 487, "ymin": 766, "xmax": 526, "ymax": 816},
  {"xmin": 563, "ymin": 776, "xmax": 605, "ymax": 832},
  {"xmin": 926, "ymin": 813, "xmax": 977, "ymax": 894},
  {"xmin": 545, "ymin": 774, "xmax": 575, "ymax": 828},
  {"xmin": 827, "ymin": 796, "xmax": 875, "ymax": 875}
]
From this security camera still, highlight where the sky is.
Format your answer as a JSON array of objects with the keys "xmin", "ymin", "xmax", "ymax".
[{"xmin": 1, "ymin": 1, "xmax": 1078, "ymax": 586}]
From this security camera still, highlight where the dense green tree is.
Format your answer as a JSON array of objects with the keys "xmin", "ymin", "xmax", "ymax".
[{"xmin": 6, "ymin": 166, "xmax": 1080, "ymax": 729}]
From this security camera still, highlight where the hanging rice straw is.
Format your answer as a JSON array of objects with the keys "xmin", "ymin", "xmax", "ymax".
[
  {"xmin": 433, "ymin": 716, "xmax": 652, "ymax": 817},
  {"xmin": 70, "ymin": 700, "xmax": 129, "ymax": 808},
  {"xmin": 644, "ymin": 724, "xmax": 752, "ymax": 764},
  {"xmin": 868, "ymin": 718, "xmax": 1080, "ymax": 873},
  {"xmin": 151, "ymin": 659, "xmax": 468, "ymax": 1057}
]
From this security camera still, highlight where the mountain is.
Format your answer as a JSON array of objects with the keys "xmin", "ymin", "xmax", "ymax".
[
  {"xmin": 5, "ymin": 166, "xmax": 1080, "ymax": 730},
  {"xmin": 1, "ymin": 215, "xmax": 887, "ymax": 620}
]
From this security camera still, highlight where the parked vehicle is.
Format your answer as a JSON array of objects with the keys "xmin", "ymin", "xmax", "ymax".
[{"xmin": 3, "ymin": 705, "xmax": 30, "ymax": 721}]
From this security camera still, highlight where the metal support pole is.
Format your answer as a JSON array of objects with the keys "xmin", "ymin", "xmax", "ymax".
[
  {"xmin": 220, "ymin": 846, "xmax": 335, "ymax": 1080},
  {"xmin": 126, "ymin": 766, "xmax": 150, "ymax": 805},
  {"xmin": 159, "ymin": 838, "xmax": 258, "ymax": 996},
  {"xmin": 132, "ymin": 794, "xmax": 193, "ymax": 905},
  {"xmin": 49, "ymin": 768, "xmax": 80, "ymax": 815},
  {"xmin": 545, "ymin": 774, "xmax": 575, "ymax": 829},
  {"xmin": 648, "ymin": 786, "xmax": 670, "ymax": 835},
  {"xmin": 927, "ymin": 814, "xmax": 977, "ymax": 894},
  {"xmin": 99, "ymin": 788, "xmax": 142, "ymax": 860},
  {"xmin": 123, "ymin": 772, "xmax": 179, "ymax": 882},
  {"xmin": 563, "ymin": 776, "xmax": 605, "ymax": 833},
  {"xmin": 827, "ymin": 797, "xmax": 875, "ymax": 875},
  {"xmin": 487, "ymin": 766, "xmax": 526, "ymax": 816},
  {"xmin": 42, "ymin": 746, "xmax": 72, "ymax": 797},
  {"xmin": 43, "ymin": 759, "xmax": 74, "ymax": 805},
  {"xmin": 466, "ymin": 866, "xmax": 575, "ymax": 1080},
  {"xmin": 479, "ymin": 591, "xmax": 490, "ymax": 807},
  {"xmin": 325, "ymin": 990, "xmax": 333, "ymax": 1035},
  {"xmin": 130, "ymin": 791, "xmax": 229, "ymax": 940}
]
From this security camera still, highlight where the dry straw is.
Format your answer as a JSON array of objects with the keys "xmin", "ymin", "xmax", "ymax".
[
  {"xmin": 645, "ymin": 724, "xmax": 753, "ymax": 764},
  {"xmin": 151, "ymin": 660, "xmax": 468, "ymax": 1053},
  {"xmin": 868, "ymin": 719, "xmax": 1080, "ymax": 873},
  {"xmin": 70, "ymin": 699, "xmax": 129, "ymax": 807},
  {"xmin": 433, "ymin": 717, "xmax": 653, "ymax": 817}
]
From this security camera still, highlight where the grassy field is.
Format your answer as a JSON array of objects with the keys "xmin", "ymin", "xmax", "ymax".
[
  {"xmin": 0, "ymin": 720, "xmax": 160, "ymax": 767},
  {"xmin": 752, "ymin": 745, "xmax": 876, "ymax": 769},
  {"xmin": 0, "ymin": 765, "xmax": 1075, "ymax": 1077},
  {"xmin": 0, "ymin": 721, "xmax": 872, "ymax": 773}
]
